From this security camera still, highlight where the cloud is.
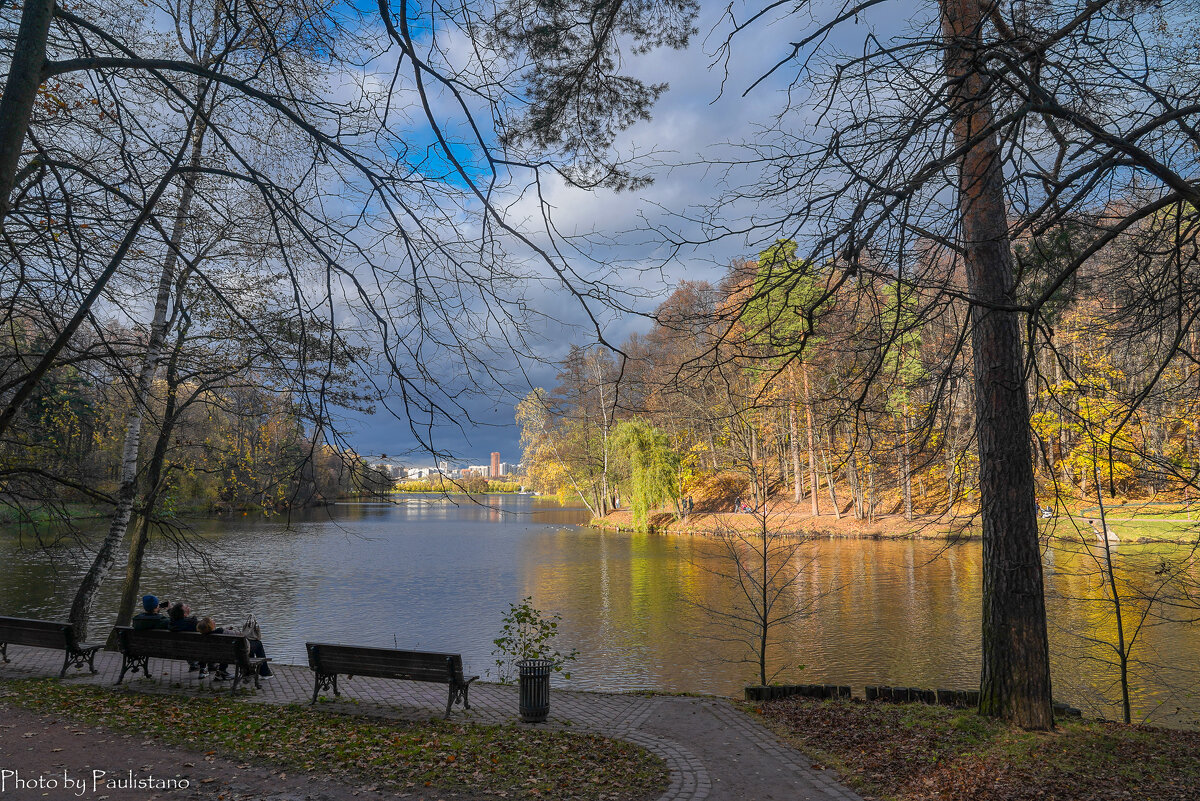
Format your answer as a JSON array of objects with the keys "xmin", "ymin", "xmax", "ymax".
[{"xmin": 342, "ymin": 0, "xmax": 918, "ymax": 462}]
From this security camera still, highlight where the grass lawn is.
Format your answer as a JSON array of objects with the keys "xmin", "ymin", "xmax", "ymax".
[
  {"xmin": 1044, "ymin": 513, "xmax": 1200, "ymax": 545},
  {"xmin": 1080, "ymin": 502, "xmax": 1200, "ymax": 520},
  {"xmin": 753, "ymin": 696, "xmax": 1200, "ymax": 801},
  {"xmin": 1, "ymin": 679, "xmax": 666, "ymax": 801}
]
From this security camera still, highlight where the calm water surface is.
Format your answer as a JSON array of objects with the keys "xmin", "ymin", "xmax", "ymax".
[{"xmin": 2, "ymin": 495, "xmax": 1198, "ymax": 727}]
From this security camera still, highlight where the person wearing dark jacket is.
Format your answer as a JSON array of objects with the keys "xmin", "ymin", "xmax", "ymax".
[
  {"xmin": 168, "ymin": 601, "xmax": 202, "ymax": 674},
  {"xmin": 131, "ymin": 595, "xmax": 169, "ymax": 631},
  {"xmin": 168, "ymin": 602, "xmax": 198, "ymax": 632}
]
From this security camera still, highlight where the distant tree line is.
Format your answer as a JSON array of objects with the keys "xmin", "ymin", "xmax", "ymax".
[
  {"xmin": 520, "ymin": 229, "xmax": 1200, "ymax": 527},
  {"xmin": 0, "ymin": 315, "xmax": 388, "ymax": 521}
]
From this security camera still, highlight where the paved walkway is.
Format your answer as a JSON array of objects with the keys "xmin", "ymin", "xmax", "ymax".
[{"xmin": 0, "ymin": 645, "xmax": 862, "ymax": 801}]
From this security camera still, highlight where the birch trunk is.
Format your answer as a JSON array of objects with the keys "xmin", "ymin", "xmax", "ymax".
[
  {"xmin": 899, "ymin": 407, "xmax": 913, "ymax": 521},
  {"xmin": 106, "ymin": 334, "xmax": 186, "ymax": 649},
  {"xmin": 845, "ymin": 430, "xmax": 863, "ymax": 519},
  {"xmin": 68, "ymin": 106, "xmax": 207, "ymax": 641},
  {"xmin": 789, "ymin": 402, "xmax": 803, "ymax": 503},
  {"xmin": 821, "ymin": 430, "xmax": 841, "ymax": 519},
  {"xmin": 945, "ymin": 407, "xmax": 960, "ymax": 513},
  {"xmin": 803, "ymin": 365, "xmax": 820, "ymax": 516}
]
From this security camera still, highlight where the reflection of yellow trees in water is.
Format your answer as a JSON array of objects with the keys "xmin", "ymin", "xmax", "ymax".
[
  {"xmin": 514, "ymin": 532, "xmax": 1200, "ymax": 723},
  {"xmin": 1046, "ymin": 538, "xmax": 1200, "ymax": 725},
  {"xmin": 518, "ymin": 535, "xmax": 995, "ymax": 691}
]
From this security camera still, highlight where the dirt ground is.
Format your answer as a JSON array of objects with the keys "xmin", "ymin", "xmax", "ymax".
[{"xmin": 0, "ymin": 702, "xmax": 487, "ymax": 801}]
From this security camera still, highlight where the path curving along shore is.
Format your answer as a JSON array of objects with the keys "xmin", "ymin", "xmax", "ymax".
[{"xmin": 0, "ymin": 645, "xmax": 862, "ymax": 801}]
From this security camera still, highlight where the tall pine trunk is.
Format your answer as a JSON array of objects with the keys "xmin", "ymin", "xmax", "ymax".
[{"xmin": 942, "ymin": 0, "xmax": 1053, "ymax": 729}]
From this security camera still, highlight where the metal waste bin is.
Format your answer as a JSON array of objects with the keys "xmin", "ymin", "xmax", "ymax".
[{"xmin": 517, "ymin": 658, "xmax": 554, "ymax": 723}]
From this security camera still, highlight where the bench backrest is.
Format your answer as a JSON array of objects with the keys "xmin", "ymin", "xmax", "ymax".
[
  {"xmin": 0, "ymin": 616, "xmax": 75, "ymax": 650},
  {"xmin": 114, "ymin": 627, "xmax": 250, "ymax": 668},
  {"xmin": 306, "ymin": 642, "xmax": 465, "ymax": 684}
]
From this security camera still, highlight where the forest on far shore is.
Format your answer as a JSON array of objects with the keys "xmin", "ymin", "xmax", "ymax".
[{"xmin": 519, "ymin": 238, "xmax": 1200, "ymax": 530}]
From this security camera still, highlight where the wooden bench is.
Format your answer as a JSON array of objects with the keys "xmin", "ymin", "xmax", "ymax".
[
  {"xmin": 0, "ymin": 616, "xmax": 103, "ymax": 678},
  {"xmin": 306, "ymin": 642, "xmax": 478, "ymax": 718},
  {"xmin": 113, "ymin": 627, "xmax": 267, "ymax": 694}
]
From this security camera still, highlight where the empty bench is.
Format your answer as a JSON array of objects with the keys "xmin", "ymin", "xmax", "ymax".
[
  {"xmin": 0, "ymin": 616, "xmax": 103, "ymax": 678},
  {"xmin": 306, "ymin": 642, "xmax": 478, "ymax": 718},
  {"xmin": 113, "ymin": 627, "xmax": 267, "ymax": 694}
]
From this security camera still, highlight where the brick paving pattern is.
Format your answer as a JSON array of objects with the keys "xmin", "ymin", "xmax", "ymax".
[{"xmin": 0, "ymin": 645, "xmax": 863, "ymax": 801}]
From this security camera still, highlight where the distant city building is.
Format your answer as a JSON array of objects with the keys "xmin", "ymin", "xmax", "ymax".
[
  {"xmin": 490, "ymin": 452, "xmax": 500, "ymax": 478},
  {"xmin": 498, "ymin": 462, "xmax": 513, "ymax": 476},
  {"xmin": 368, "ymin": 463, "xmax": 403, "ymax": 479},
  {"xmin": 408, "ymin": 466, "xmax": 443, "ymax": 480}
]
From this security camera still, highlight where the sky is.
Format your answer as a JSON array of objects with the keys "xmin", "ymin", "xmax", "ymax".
[{"xmin": 339, "ymin": 0, "xmax": 921, "ymax": 467}]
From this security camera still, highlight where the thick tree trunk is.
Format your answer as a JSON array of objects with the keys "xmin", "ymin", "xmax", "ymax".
[
  {"xmin": 0, "ymin": 0, "xmax": 55, "ymax": 220},
  {"xmin": 68, "ymin": 105, "xmax": 207, "ymax": 641},
  {"xmin": 942, "ymin": 0, "xmax": 1053, "ymax": 729}
]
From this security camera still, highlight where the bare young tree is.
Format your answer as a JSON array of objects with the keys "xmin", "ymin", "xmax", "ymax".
[{"xmin": 690, "ymin": 400, "xmax": 820, "ymax": 687}]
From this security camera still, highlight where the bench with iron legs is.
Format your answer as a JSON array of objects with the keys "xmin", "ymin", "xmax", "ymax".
[
  {"xmin": 306, "ymin": 642, "xmax": 478, "ymax": 718},
  {"xmin": 113, "ymin": 627, "xmax": 267, "ymax": 694},
  {"xmin": 0, "ymin": 616, "xmax": 103, "ymax": 678}
]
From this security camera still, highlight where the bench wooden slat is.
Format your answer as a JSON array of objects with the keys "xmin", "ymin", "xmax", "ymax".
[
  {"xmin": 113, "ymin": 627, "xmax": 258, "ymax": 694},
  {"xmin": 122, "ymin": 632, "xmax": 246, "ymax": 662},
  {"xmin": 305, "ymin": 642, "xmax": 477, "ymax": 717},
  {"xmin": 0, "ymin": 616, "xmax": 103, "ymax": 678},
  {"xmin": 315, "ymin": 654, "xmax": 453, "ymax": 679},
  {"xmin": 0, "ymin": 617, "xmax": 69, "ymax": 648}
]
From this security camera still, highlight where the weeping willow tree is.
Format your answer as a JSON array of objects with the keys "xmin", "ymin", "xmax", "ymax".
[{"xmin": 611, "ymin": 419, "xmax": 680, "ymax": 529}]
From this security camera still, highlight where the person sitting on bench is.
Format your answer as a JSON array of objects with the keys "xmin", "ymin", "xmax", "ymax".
[
  {"xmin": 132, "ymin": 595, "xmax": 169, "ymax": 631},
  {"xmin": 168, "ymin": 601, "xmax": 203, "ymax": 674},
  {"xmin": 196, "ymin": 617, "xmax": 233, "ymax": 681}
]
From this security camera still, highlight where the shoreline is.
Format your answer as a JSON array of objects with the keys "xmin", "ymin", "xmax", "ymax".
[
  {"xmin": 586, "ymin": 509, "xmax": 979, "ymax": 540},
  {"xmin": 586, "ymin": 508, "xmax": 1199, "ymax": 544}
]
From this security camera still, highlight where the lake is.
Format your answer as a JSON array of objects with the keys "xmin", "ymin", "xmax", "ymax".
[{"xmin": 2, "ymin": 494, "xmax": 1198, "ymax": 727}]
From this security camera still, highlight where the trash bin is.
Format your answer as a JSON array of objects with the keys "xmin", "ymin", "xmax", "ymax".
[{"xmin": 517, "ymin": 658, "xmax": 554, "ymax": 723}]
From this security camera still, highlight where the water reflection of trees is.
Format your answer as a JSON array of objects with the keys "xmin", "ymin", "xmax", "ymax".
[
  {"xmin": 5, "ymin": 506, "xmax": 1200, "ymax": 725},
  {"xmin": 1046, "ymin": 536, "xmax": 1200, "ymax": 727},
  {"xmin": 519, "ymin": 530, "xmax": 1200, "ymax": 724}
]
